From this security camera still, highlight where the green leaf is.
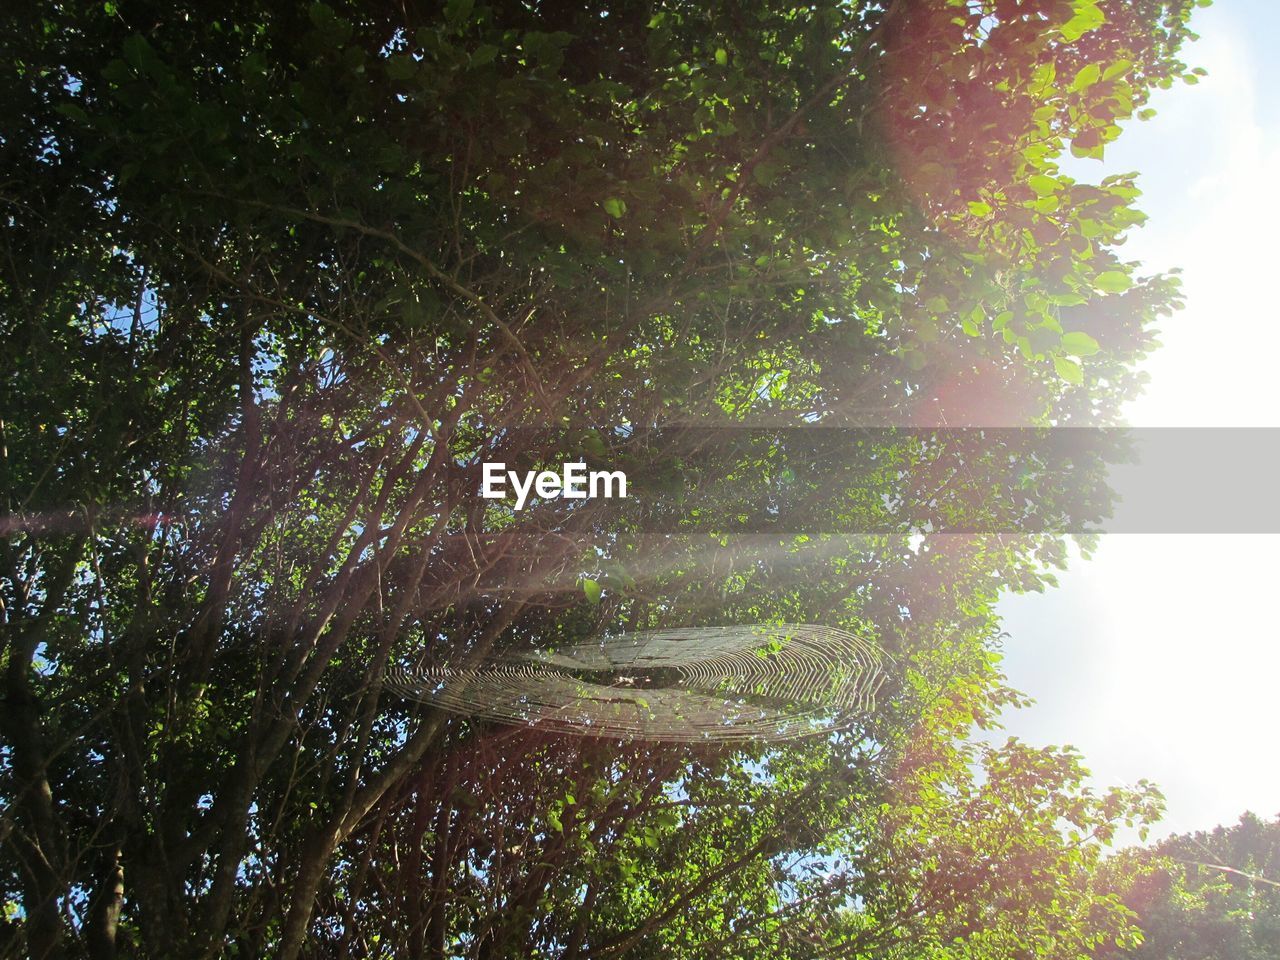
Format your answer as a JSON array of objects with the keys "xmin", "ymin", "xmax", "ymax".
[
  {"xmin": 602, "ymin": 197, "xmax": 627, "ymax": 219},
  {"xmin": 1028, "ymin": 175, "xmax": 1058, "ymax": 197},
  {"xmin": 1094, "ymin": 271, "xmax": 1132, "ymax": 293},
  {"xmin": 581, "ymin": 578, "xmax": 602, "ymax": 604},
  {"xmin": 55, "ymin": 103, "xmax": 91, "ymax": 124},
  {"xmin": 470, "ymin": 43, "xmax": 499, "ymax": 67},
  {"xmin": 967, "ymin": 200, "xmax": 992, "ymax": 217},
  {"xmin": 714, "ymin": 47, "xmax": 728, "ymax": 66},
  {"xmin": 1060, "ymin": 1, "xmax": 1105, "ymax": 42},
  {"xmin": 1061, "ymin": 331, "xmax": 1100, "ymax": 356},
  {"xmin": 1070, "ymin": 64, "xmax": 1101, "ymax": 92},
  {"xmin": 444, "ymin": 0, "xmax": 474, "ymax": 25},
  {"xmin": 751, "ymin": 162, "xmax": 779, "ymax": 186},
  {"xmin": 1103, "ymin": 59, "xmax": 1133, "ymax": 81},
  {"xmin": 1070, "ymin": 127, "xmax": 1104, "ymax": 158},
  {"xmin": 961, "ymin": 305, "xmax": 984, "ymax": 337},
  {"xmin": 1054, "ymin": 356, "xmax": 1084, "ymax": 384}
]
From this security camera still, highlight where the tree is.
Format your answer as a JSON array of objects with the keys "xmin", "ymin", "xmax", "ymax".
[
  {"xmin": 1101, "ymin": 813, "xmax": 1280, "ymax": 960},
  {"xmin": 1, "ymin": 0, "xmax": 1201, "ymax": 957}
]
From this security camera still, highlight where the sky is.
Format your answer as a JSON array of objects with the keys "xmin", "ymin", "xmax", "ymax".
[{"xmin": 994, "ymin": 0, "xmax": 1280, "ymax": 841}]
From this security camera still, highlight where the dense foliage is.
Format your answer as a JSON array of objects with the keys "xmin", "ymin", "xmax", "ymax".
[
  {"xmin": 1103, "ymin": 813, "xmax": 1280, "ymax": 960},
  {"xmin": 1, "ymin": 0, "xmax": 1201, "ymax": 957}
]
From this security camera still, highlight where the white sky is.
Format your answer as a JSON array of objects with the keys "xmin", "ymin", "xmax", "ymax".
[{"xmin": 994, "ymin": 0, "xmax": 1280, "ymax": 841}]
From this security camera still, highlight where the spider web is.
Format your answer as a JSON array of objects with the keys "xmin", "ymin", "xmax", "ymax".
[{"xmin": 384, "ymin": 624, "xmax": 888, "ymax": 742}]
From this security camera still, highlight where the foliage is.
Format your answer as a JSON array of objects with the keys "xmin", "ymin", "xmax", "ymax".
[
  {"xmin": 1, "ymin": 0, "xmax": 1201, "ymax": 957},
  {"xmin": 1101, "ymin": 812, "xmax": 1280, "ymax": 960}
]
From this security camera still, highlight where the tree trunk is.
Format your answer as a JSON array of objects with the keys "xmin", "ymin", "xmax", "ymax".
[{"xmin": 86, "ymin": 847, "xmax": 124, "ymax": 960}]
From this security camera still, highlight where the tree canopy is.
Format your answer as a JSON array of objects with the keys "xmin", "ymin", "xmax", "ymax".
[
  {"xmin": 1, "ymin": 0, "xmax": 1203, "ymax": 957},
  {"xmin": 1102, "ymin": 812, "xmax": 1280, "ymax": 960}
]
